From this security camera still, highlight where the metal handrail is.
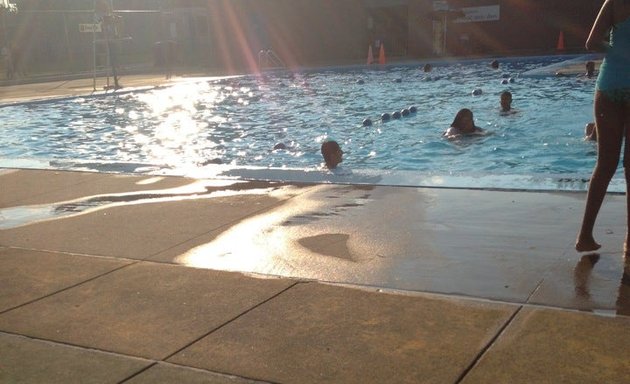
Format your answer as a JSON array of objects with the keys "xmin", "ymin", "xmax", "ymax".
[{"xmin": 258, "ymin": 49, "xmax": 285, "ymax": 70}]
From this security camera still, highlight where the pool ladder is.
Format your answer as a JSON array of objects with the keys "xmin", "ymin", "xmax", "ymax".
[{"xmin": 258, "ymin": 49, "xmax": 286, "ymax": 70}]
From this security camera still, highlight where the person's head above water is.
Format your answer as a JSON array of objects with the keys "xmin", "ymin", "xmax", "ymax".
[
  {"xmin": 585, "ymin": 61, "xmax": 595, "ymax": 78},
  {"xmin": 321, "ymin": 140, "xmax": 343, "ymax": 169},
  {"xmin": 500, "ymin": 91, "xmax": 513, "ymax": 112},
  {"xmin": 584, "ymin": 122, "xmax": 597, "ymax": 141},
  {"xmin": 451, "ymin": 108, "xmax": 476, "ymax": 132},
  {"xmin": 443, "ymin": 108, "xmax": 485, "ymax": 139},
  {"xmin": 490, "ymin": 60, "xmax": 499, "ymax": 69}
]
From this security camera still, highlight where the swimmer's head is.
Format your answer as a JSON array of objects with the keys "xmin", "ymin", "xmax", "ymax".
[
  {"xmin": 586, "ymin": 61, "xmax": 595, "ymax": 78},
  {"xmin": 585, "ymin": 122, "xmax": 597, "ymax": 141},
  {"xmin": 451, "ymin": 108, "xmax": 475, "ymax": 132},
  {"xmin": 500, "ymin": 91, "xmax": 513, "ymax": 112},
  {"xmin": 321, "ymin": 140, "xmax": 343, "ymax": 169}
]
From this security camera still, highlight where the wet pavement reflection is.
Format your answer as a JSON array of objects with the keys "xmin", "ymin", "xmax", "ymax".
[
  {"xmin": 4, "ymin": 176, "xmax": 629, "ymax": 315},
  {"xmin": 573, "ymin": 253, "xmax": 630, "ymax": 316},
  {"xmin": 173, "ymin": 185, "xmax": 630, "ymax": 313},
  {"xmin": 0, "ymin": 179, "xmax": 288, "ymax": 230},
  {"xmin": 175, "ymin": 185, "xmax": 389, "ymax": 279}
]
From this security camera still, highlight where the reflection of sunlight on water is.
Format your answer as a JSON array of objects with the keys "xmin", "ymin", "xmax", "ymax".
[
  {"xmin": 135, "ymin": 81, "xmax": 221, "ymax": 168},
  {"xmin": 138, "ymin": 82, "xmax": 209, "ymax": 115}
]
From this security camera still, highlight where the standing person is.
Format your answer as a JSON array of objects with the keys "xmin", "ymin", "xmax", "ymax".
[
  {"xmin": 576, "ymin": 0, "xmax": 630, "ymax": 252},
  {"xmin": 165, "ymin": 40, "xmax": 177, "ymax": 80},
  {"xmin": 2, "ymin": 46, "xmax": 14, "ymax": 80}
]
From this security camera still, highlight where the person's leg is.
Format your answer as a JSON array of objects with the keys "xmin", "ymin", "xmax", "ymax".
[{"xmin": 576, "ymin": 91, "xmax": 624, "ymax": 251}]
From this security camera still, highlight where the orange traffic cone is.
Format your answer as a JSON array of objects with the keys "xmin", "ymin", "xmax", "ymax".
[
  {"xmin": 378, "ymin": 43, "xmax": 386, "ymax": 65},
  {"xmin": 367, "ymin": 45, "xmax": 374, "ymax": 65},
  {"xmin": 556, "ymin": 31, "xmax": 565, "ymax": 51}
]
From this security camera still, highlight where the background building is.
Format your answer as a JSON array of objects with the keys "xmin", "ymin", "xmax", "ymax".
[{"xmin": 0, "ymin": 0, "xmax": 602, "ymax": 78}]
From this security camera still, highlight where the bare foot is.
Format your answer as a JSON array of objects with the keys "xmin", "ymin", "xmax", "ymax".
[{"xmin": 575, "ymin": 237, "xmax": 601, "ymax": 252}]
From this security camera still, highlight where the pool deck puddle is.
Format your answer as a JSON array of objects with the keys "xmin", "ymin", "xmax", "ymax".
[{"xmin": 0, "ymin": 178, "xmax": 296, "ymax": 230}]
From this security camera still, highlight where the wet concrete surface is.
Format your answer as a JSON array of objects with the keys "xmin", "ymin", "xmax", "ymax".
[
  {"xmin": 165, "ymin": 183, "xmax": 629, "ymax": 312},
  {"xmin": 1, "ymin": 169, "xmax": 630, "ymax": 383},
  {"xmin": 1, "ymin": 170, "xmax": 629, "ymax": 313}
]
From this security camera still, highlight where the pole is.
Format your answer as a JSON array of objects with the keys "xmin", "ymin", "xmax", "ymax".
[
  {"xmin": 62, "ymin": 13, "xmax": 73, "ymax": 71},
  {"xmin": 442, "ymin": 14, "xmax": 447, "ymax": 55},
  {"xmin": 1, "ymin": 8, "xmax": 8, "ymax": 75},
  {"xmin": 92, "ymin": 0, "xmax": 97, "ymax": 91},
  {"xmin": 1, "ymin": 8, "xmax": 6, "ymax": 48},
  {"xmin": 107, "ymin": 0, "xmax": 120, "ymax": 89}
]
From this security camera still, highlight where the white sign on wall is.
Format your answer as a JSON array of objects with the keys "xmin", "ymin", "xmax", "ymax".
[
  {"xmin": 433, "ymin": 1, "xmax": 449, "ymax": 11},
  {"xmin": 454, "ymin": 5, "xmax": 500, "ymax": 23},
  {"xmin": 79, "ymin": 23, "xmax": 102, "ymax": 33}
]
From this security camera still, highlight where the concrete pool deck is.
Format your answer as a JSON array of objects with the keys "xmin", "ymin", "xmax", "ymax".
[{"xmin": 1, "ymin": 69, "xmax": 629, "ymax": 383}]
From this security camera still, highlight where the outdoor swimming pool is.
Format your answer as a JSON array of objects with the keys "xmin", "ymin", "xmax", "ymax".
[{"xmin": 0, "ymin": 55, "xmax": 620, "ymax": 191}]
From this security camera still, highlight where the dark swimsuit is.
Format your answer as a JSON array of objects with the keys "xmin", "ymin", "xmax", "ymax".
[{"xmin": 597, "ymin": 17, "xmax": 630, "ymax": 102}]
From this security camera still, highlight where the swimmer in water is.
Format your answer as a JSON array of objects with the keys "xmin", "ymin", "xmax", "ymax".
[
  {"xmin": 584, "ymin": 122, "xmax": 597, "ymax": 141},
  {"xmin": 443, "ymin": 108, "xmax": 484, "ymax": 138},
  {"xmin": 585, "ymin": 61, "xmax": 596, "ymax": 78},
  {"xmin": 321, "ymin": 140, "xmax": 343, "ymax": 169},
  {"xmin": 500, "ymin": 91, "xmax": 513, "ymax": 113}
]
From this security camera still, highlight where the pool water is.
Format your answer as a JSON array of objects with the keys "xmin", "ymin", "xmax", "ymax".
[{"xmin": 0, "ymin": 55, "xmax": 615, "ymax": 191}]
